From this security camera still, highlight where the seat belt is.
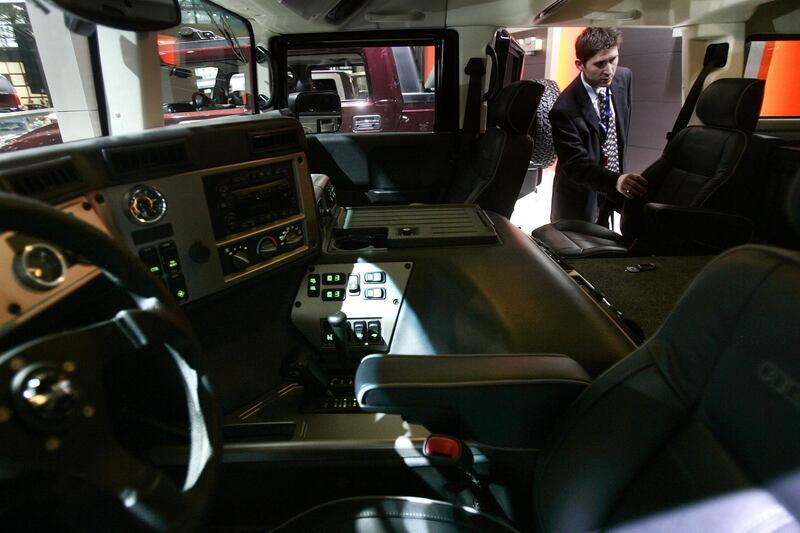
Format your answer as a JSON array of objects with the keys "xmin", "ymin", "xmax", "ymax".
[
  {"xmin": 666, "ymin": 43, "xmax": 729, "ymax": 141},
  {"xmin": 463, "ymin": 57, "xmax": 486, "ymax": 138}
]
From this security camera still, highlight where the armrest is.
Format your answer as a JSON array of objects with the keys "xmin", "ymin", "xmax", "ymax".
[
  {"xmin": 643, "ymin": 203, "xmax": 753, "ymax": 254},
  {"xmin": 355, "ymin": 353, "xmax": 590, "ymax": 448}
]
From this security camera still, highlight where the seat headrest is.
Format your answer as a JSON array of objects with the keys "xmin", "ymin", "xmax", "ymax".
[
  {"xmin": 487, "ymin": 80, "xmax": 543, "ymax": 135},
  {"xmin": 696, "ymin": 78, "xmax": 764, "ymax": 130}
]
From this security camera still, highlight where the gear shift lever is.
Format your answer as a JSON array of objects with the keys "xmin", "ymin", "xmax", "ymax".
[{"xmin": 327, "ymin": 310, "xmax": 351, "ymax": 369}]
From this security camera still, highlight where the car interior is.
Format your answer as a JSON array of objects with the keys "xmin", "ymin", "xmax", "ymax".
[{"xmin": 0, "ymin": 0, "xmax": 798, "ymax": 531}]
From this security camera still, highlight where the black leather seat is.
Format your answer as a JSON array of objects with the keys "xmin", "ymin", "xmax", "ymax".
[
  {"xmin": 532, "ymin": 78, "xmax": 770, "ymax": 258},
  {"xmin": 272, "ymin": 244, "xmax": 800, "ymax": 532},
  {"xmin": 445, "ymin": 80, "xmax": 543, "ymax": 218}
]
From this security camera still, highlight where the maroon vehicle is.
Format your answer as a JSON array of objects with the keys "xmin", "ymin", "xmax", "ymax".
[
  {"xmin": 287, "ymin": 46, "xmax": 436, "ymax": 133},
  {"xmin": 3, "ymin": 27, "xmax": 251, "ymax": 153}
]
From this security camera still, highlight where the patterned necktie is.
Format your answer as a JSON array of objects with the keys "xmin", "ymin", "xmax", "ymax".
[{"xmin": 597, "ymin": 87, "xmax": 620, "ymax": 173}]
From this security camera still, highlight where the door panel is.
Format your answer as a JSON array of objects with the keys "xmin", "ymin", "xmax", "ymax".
[{"xmin": 305, "ymin": 132, "xmax": 459, "ymax": 205}]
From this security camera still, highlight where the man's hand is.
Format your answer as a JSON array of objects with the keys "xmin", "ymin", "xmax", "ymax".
[{"xmin": 616, "ymin": 173, "xmax": 648, "ymax": 199}]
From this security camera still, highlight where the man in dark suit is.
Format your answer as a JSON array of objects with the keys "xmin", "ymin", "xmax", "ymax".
[{"xmin": 549, "ymin": 27, "xmax": 648, "ymax": 225}]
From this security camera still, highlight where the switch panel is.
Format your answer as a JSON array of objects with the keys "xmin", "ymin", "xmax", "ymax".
[{"xmin": 291, "ymin": 262, "xmax": 412, "ymax": 353}]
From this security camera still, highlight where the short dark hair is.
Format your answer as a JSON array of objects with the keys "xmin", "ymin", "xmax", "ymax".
[{"xmin": 575, "ymin": 27, "xmax": 623, "ymax": 63}]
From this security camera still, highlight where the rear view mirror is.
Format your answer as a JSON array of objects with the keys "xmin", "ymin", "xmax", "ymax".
[
  {"xmin": 288, "ymin": 91, "xmax": 342, "ymax": 133},
  {"xmin": 44, "ymin": 0, "xmax": 180, "ymax": 32}
]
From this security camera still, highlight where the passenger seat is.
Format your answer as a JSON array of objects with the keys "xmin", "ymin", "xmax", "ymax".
[
  {"xmin": 444, "ymin": 80, "xmax": 543, "ymax": 218},
  {"xmin": 532, "ymin": 78, "xmax": 772, "ymax": 258}
]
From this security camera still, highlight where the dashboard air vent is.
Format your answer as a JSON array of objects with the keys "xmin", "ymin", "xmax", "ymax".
[
  {"xmin": 1, "ymin": 160, "xmax": 82, "ymax": 202},
  {"xmin": 250, "ymin": 130, "xmax": 299, "ymax": 155},
  {"xmin": 104, "ymin": 141, "xmax": 189, "ymax": 178}
]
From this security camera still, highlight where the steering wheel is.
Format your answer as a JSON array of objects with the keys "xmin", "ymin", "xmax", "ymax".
[{"xmin": 0, "ymin": 193, "xmax": 220, "ymax": 531}]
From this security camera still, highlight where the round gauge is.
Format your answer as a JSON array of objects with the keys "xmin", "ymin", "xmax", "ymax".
[
  {"xmin": 125, "ymin": 185, "xmax": 167, "ymax": 225},
  {"xmin": 14, "ymin": 244, "xmax": 68, "ymax": 291}
]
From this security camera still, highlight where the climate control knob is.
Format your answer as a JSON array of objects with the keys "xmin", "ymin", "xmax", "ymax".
[
  {"xmin": 230, "ymin": 251, "xmax": 250, "ymax": 271},
  {"xmin": 257, "ymin": 236, "xmax": 279, "ymax": 258},
  {"xmin": 282, "ymin": 226, "xmax": 304, "ymax": 249}
]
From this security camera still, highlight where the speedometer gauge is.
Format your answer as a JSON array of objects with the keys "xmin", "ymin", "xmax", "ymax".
[{"xmin": 125, "ymin": 185, "xmax": 167, "ymax": 225}]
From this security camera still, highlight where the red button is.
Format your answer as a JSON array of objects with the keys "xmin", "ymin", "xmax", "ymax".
[{"xmin": 423, "ymin": 435, "xmax": 462, "ymax": 460}]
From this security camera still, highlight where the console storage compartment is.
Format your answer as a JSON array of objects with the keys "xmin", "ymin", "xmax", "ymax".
[{"xmin": 355, "ymin": 353, "xmax": 590, "ymax": 448}]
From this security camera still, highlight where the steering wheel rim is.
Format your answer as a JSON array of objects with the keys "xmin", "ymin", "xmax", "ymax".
[{"xmin": 0, "ymin": 193, "xmax": 221, "ymax": 531}]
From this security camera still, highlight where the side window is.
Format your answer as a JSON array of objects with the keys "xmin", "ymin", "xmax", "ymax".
[
  {"xmin": 744, "ymin": 37, "xmax": 800, "ymax": 118},
  {"xmin": 0, "ymin": 2, "xmax": 57, "ymax": 153},
  {"xmin": 159, "ymin": 0, "xmax": 253, "ymax": 123},
  {"xmin": 392, "ymin": 46, "xmax": 436, "ymax": 105},
  {"xmin": 286, "ymin": 45, "xmax": 438, "ymax": 133}
]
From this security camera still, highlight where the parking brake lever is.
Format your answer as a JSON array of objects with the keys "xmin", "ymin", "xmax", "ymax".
[{"xmin": 327, "ymin": 310, "xmax": 351, "ymax": 369}]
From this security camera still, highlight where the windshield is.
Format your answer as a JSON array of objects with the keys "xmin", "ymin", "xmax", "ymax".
[{"xmin": 0, "ymin": 0, "xmax": 254, "ymax": 154}]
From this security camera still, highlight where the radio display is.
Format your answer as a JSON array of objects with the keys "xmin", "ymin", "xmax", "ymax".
[{"xmin": 203, "ymin": 161, "xmax": 300, "ymax": 240}]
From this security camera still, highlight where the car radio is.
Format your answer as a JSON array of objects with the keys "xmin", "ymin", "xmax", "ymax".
[{"xmin": 203, "ymin": 160, "xmax": 299, "ymax": 240}]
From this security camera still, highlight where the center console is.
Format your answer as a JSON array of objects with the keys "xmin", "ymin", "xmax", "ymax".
[{"xmin": 291, "ymin": 261, "xmax": 413, "ymax": 358}]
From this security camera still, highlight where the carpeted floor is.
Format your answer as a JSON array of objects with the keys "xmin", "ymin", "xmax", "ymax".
[{"xmin": 569, "ymin": 255, "xmax": 715, "ymax": 339}]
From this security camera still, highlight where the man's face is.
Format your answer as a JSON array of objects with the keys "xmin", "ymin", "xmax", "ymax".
[{"xmin": 576, "ymin": 46, "xmax": 619, "ymax": 88}]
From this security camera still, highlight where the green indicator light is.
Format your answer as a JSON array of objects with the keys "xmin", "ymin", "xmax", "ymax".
[
  {"xmin": 168, "ymin": 260, "xmax": 178, "ymax": 268},
  {"xmin": 150, "ymin": 266, "xmax": 160, "ymax": 273},
  {"xmin": 176, "ymin": 290, "xmax": 186, "ymax": 298},
  {"xmin": 325, "ymin": 334, "xmax": 334, "ymax": 341}
]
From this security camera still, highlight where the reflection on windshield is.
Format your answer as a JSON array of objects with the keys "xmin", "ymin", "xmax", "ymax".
[
  {"xmin": 0, "ymin": 0, "xmax": 254, "ymax": 154},
  {"xmin": 160, "ymin": 0, "xmax": 252, "ymax": 121},
  {"xmin": 0, "ymin": 2, "xmax": 56, "ymax": 153}
]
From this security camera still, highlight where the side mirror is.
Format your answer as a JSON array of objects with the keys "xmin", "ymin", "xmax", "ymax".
[
  {"xmin": 192, "ymin": 92, "xmax": 212, "ymax": 110},
  {"xmin": 255, "ymin": 45, "xmax": 271, "ymax": 64},
  {"xmin": 288, "ymin": 91, "xmax": 342, "ymax": 133},
  {"xmin": 167, "ymin": 65, "xmax": 193, "ymax": 79},
  {"xmin": 255, "ymin": 44, "xmax": 274, "ymax": 111}
]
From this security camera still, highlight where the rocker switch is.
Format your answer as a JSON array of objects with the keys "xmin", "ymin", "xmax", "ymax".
[
  {"xmin": 367, "ymin": 320, "xmax": 382, "ymax": 344},
  {"xmin": 352, "ymin": 320, "xmax": 366, "ymax": 342},
  {"xmin": 347, "ymin": 274, "xmax": 360, "ymax": 295}
]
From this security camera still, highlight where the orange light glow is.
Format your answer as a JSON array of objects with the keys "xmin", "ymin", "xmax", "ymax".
[
  {"xmin": 424, "ymin": 46, "xmax": 436, "ymax": 81},
  {"xmin": 157, "ymin": 34, "xmax": 176, "ymax": 65},
  {"xmin": 758, "ymin": 40, "xmax": 800, "ymax": 117},
  {"xmin": 555, "ymin": 27, "xmax": 585, "ymax": 91}
]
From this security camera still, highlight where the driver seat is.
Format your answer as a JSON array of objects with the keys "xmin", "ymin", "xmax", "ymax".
[{"xmin": 273, "ymin": 244, "xmax": 800, "ymax": 532}]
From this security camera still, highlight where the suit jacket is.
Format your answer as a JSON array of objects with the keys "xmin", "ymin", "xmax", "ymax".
[{"xmin": 549, "ymin": 67, "xmax": 632, "ymax": 223}]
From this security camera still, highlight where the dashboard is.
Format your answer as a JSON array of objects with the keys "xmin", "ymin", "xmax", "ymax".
[
  {"xmin": 0, "ymin": 115, "xmax": 320, "ymax": 333},
  {"xmin": 0, "ymin": 113, "xmax": 637, "ymax": 376}
]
